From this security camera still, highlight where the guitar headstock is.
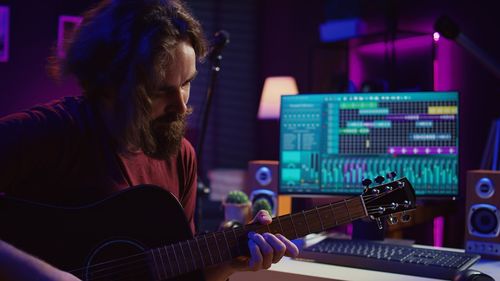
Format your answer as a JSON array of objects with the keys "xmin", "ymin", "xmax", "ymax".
[{"xmin": 361, "ymin": 173, "xmax": 416, "ymax": 227}]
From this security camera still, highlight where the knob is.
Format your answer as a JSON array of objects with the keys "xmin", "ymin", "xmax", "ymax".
[
  {"xmin": 387, "ymin": 215, "xmax": 398, "ymax": 225},
  {"xmin": 386, "ymin": 171, "xmax": 397, "ymax": 180},
  {"xmin": 374, "ymin": 175, "xmax": 385, "ymax": 184}
]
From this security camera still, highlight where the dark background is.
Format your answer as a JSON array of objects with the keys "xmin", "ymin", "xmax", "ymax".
[{"xmin": 0, "ymin": 0, "xmax": 498, "ymax": 247}]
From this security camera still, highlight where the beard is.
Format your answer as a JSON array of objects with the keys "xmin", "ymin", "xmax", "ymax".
[{"xmin": 147, "ymin": 111, "xmax": 189, "ymax": 159}]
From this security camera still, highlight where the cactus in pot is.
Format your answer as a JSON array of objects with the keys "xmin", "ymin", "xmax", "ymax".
[
  {"xmin": 252, "ymin": 198, "xmax": 273, "ymax": 217},
  {"xmin": 224, "ymin": 190, "xmax": 251, "ymax": 224}
]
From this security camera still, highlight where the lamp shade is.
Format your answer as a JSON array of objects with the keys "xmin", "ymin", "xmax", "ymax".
[{"xmin": 257, "ymin": 76, "xmax": 298, "ymax": 119}]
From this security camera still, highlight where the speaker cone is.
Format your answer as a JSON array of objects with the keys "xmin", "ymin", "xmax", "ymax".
[{"xmin": 468, "ymin": 204, "xmax": 500, "ymax": 238}]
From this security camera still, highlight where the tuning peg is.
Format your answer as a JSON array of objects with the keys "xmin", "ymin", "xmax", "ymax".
[
  {"xmin": 362, "ymin": 178, "xmax": 372, "ymax": 187},
  {"xmin": 401, "ymin": 211, "xmax": 412, "ymax": 223},
  {"xmin": 386, "ymin": 171, "xmax": 397, "ymax": 181},
  {"xmin": 375, "ymin": 218, "xmax": 384, "ymax": 230},
  {"xmin": 387, "ymin": 215, "xmax": 398, "ymax": 225},
  {"xmin": 362, "ymin": 178, "xmax": 372, "ymax": 193},
  {"xmin": 374, "ymin": 175, "xmax": 385, "ymax": 184}
]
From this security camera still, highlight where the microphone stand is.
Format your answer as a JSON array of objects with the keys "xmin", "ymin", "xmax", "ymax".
[
  {"xmin": 434, "ymin": 15, "xmax": 500, "ymax": 79},
  {"xmin": 195, "ymin": 31, "xmax": 229, "ymax": 232}
]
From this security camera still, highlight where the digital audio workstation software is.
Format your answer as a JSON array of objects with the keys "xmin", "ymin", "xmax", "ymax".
[{"xmin": 279, "ymin": 92, "xmax": 459, "ymax": 196}]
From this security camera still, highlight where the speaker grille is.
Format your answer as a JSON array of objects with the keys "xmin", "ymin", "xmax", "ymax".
[{"xmin": 468, "ymin": 204, "xmax": 500, "ymax": 238}]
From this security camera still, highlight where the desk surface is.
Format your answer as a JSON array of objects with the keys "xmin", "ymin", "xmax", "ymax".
[
  {"xmin": 231, "ymin": 256, "xmax": 499, "ymax": 281},
  {"xmin": 231, "ymin": 236, "xmax": 500, "ymax": 281}
]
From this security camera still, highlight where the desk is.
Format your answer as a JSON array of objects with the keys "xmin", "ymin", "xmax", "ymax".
[
  {"xmin": 231, "ymin": 235, "xmax": 500, "ymax": 281},
  {"xmin": 231, "ymin": 256, "xmax": 499, "ymax": 281}
]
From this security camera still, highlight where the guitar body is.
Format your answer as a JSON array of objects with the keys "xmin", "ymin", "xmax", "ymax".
[{"xmin": 0, "ymin": 185, "xmax": 204, "ymax": 281}]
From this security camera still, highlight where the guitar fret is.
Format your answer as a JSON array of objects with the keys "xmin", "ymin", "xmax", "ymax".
[
  {"xmin": 360, "ymin": 195, "xmax": 369, "ymax": 216},
  {"xmin": 289, "ymin": 215, "xmax": 299, "ymax": 239},
  {"xmin": 222, "ymin": 231, "xmax": 232, "ymax": 259},
  {"xmin": 213, "ymin": 233, "xmax": 223, "ymax": 262},
  {"xmin": 231, "ymin": 228, "xmax": 241, "ymax": 257},
  {"xmin": 266, "ymin": 223, "xmax": 271, "ymax": 233},
  {"xmin": 156, "ymin": 248, "xmax": 168, "ymax": 280},
  {"xmin": 179, "ymin": 242, "xmax": 189, "ymax": 272},
  {"xmin": 194, "ymin": 237, "xmax": 206, "ymax": 269},
  {"xmin": 204, "ymin": 235, "xmax": 215, "ymax": 265},
  {"xmin": 187, "ymin": 240, "xmax": 197, "ymax": 270},
  {"xmin": 171, "ymin": 244, "xmax": 182, "ymax": 275},
  {"xmin": 150, "ymin": 249, "xmax": 162, "ymax": 281},
  {"xmin": 302, "ymin": 210, "xmax": 311, "ymax": 234},
  {"xmin": 163, "ymin": 246, "xmax": 173, "ymax": 278},
  {"xmin": 315, "ymin": 206, "xmax": 325, "ymax": 231},
  {"xmin": 330, "ymin": 203, "xmax": 338, "ymax": 225},
  {"xmin": 344, "ymin": 199, "xmax": 351, "ymax": 220},
  {"xmin": 276, "ymin": 215, "xmax": 284, "ymax": 234}
]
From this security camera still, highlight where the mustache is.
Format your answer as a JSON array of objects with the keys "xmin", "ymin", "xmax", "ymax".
[{"xmin": 153, "ymin": 107, "xmax": 193, "ymax": 124}]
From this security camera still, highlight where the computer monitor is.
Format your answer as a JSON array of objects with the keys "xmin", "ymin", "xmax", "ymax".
[{"xmin": 279, "ymin": 91, "xmax": 459, "ymax": 197}]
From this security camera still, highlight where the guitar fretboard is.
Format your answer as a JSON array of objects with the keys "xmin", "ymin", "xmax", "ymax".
[{"xmin": 148, "ymin": 196, "xmax": 367, "ymax": 279}]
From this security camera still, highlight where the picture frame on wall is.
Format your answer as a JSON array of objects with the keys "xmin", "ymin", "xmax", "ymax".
[
  {"xmin": 0, "ymin": 6, "xmax": 10, "ymax": 62},
  {"xmin": 57, "ymin": 15, "xmax": 83, "ymax": 58}
]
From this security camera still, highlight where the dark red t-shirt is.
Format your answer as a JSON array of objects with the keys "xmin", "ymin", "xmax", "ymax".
[{"xmin": 0, "ymin": 96, "xmax": 197, "ymax": 233}]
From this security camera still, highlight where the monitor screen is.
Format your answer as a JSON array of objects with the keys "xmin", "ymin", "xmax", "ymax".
[{"xmin": 279, "ymin": 92, "xmax": 459, "ymax": 197}]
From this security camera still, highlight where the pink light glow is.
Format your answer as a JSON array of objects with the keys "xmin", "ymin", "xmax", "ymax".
[
  {"xmin": 433, "ymin": 32, "xmax": 440, "ymax": 42},
  {"xmin": 348, "ymin": 40, "xmax": 363, "ymax": 90},
  {"xmin": 435, "ymin": 37, "xmax": 459, "ymax": 91},
  {"xmin": 433, "ymin": 216, "xmax": 444, "ymax": 247},
  {"xmin": 346, "ymin": 223, "xmax": 353, "ymax": 236},
  {"xmin": 355, "ymin": 35, "xmax": 432, "ymax": 56},
  {"xmin": 433, "ymin": 51, "xmax": 439, "ymax": 90}
]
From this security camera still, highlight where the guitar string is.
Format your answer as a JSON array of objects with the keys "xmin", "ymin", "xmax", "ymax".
[
  {"xmin": 69, "ymin": 228, "xmax": 245, "ymax": 279},
  {"xmin": 74, "ymin": 210, "xmax": 368, "ymax": 281},
  {"xmin": 78, "ymin": 211, "xmax": 366, "ymax": 278},
  {"xmin": 70, "ymin": 200, "xmax": 370, "ymax": 279},
  {"xmin": 75, "ymin": 189, "xmax": 393, "ymax": 280}
]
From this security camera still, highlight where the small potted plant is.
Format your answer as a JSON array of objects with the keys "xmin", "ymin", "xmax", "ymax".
[
  {"xmin": 224, "ymin": 190, "xmax": 251, "ymax": 224},
  {"xmin": 252, "ymin": 198, "xmax": 273, "ymax": 218}
]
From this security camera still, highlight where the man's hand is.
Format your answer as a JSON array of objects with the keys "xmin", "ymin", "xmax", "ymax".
[{"xmin": 231, "ymin": 210, "xmax": 300, "ymax": 271}]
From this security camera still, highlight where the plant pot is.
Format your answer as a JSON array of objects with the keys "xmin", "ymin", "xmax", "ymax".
[{"xmin": 223, "ymin": 202, "xmax": 251, "ymax": 224}]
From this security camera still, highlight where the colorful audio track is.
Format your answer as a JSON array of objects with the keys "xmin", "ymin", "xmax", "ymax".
[
  {"xmin": 320, "ymin": 156, "xmax": 458, "ymax": 195},
  {"xmin": 280, "ymin": 92, "xmax": 459, "ymax": 196}
]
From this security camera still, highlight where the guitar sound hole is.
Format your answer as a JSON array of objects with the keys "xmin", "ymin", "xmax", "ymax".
[{"xmin": 84, "ymin": 239, "xmax": 152, "ymax": 281}]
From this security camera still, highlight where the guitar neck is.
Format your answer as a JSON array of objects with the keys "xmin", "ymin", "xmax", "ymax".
[{"xmin": 149, "ymin": 196, "xmax": 367, "ymax": 278}]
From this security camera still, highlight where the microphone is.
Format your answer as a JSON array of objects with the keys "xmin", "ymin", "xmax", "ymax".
[
  {"xmin": 434, "ymin": 15, "xmax": 500, "ymax": 79},
  {"xmin": 209, "ymin": 30, "xmax": 230, "ymax": 61}
]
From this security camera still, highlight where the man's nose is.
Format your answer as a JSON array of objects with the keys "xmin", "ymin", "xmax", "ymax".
[{"xmin": 171, "ymin": 89, "xmax": 188, "ymax": 115}]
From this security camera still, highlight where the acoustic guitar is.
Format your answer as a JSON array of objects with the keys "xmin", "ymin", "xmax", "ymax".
[{"xmin": 0, "ymin": 176, "xmax": 416, "ymax": 281}]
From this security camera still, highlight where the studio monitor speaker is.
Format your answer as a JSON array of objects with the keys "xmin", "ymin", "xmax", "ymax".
[
  {"xmin": 465, "ymin": 170, "xmax": 500, "ymax": 259},
  {"xmin": 247, "ymin": 160, "xmax": 291, "ymax": 216}
]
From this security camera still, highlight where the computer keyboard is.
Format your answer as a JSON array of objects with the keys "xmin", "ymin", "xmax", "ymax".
[{"xmin": 299, "ymin": 238, "xmax": 481, "ymax": 280}]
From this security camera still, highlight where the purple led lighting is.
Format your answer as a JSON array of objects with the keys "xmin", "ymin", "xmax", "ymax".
[
  {"xmin": 433, "ymin": 216, "xmax": 444, "ymax": 247},
  {"xmin": 435, "ymin": 37, "xmax": 460, "ymax": 91},
  {"xmin": 0, "ymin": 6, "xmax": 10, "ymax": 62},
  {"xmin": 346, "ymin": 223, "xmax": 353, "ymax": 237},
  {"xmin": 355, "ymin": 35, "xmax": 432, "ymax": 56},
  {"xmin": 57, "ymin": 15, "xmax": 83, "ymax": 58},
  {"xmin": 349, "ymin": 40, "xmax": 363, "ymax": 90},
  {"xmin": 433, "ymin": 32, "xmax": 440, "ymax": 42}
]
